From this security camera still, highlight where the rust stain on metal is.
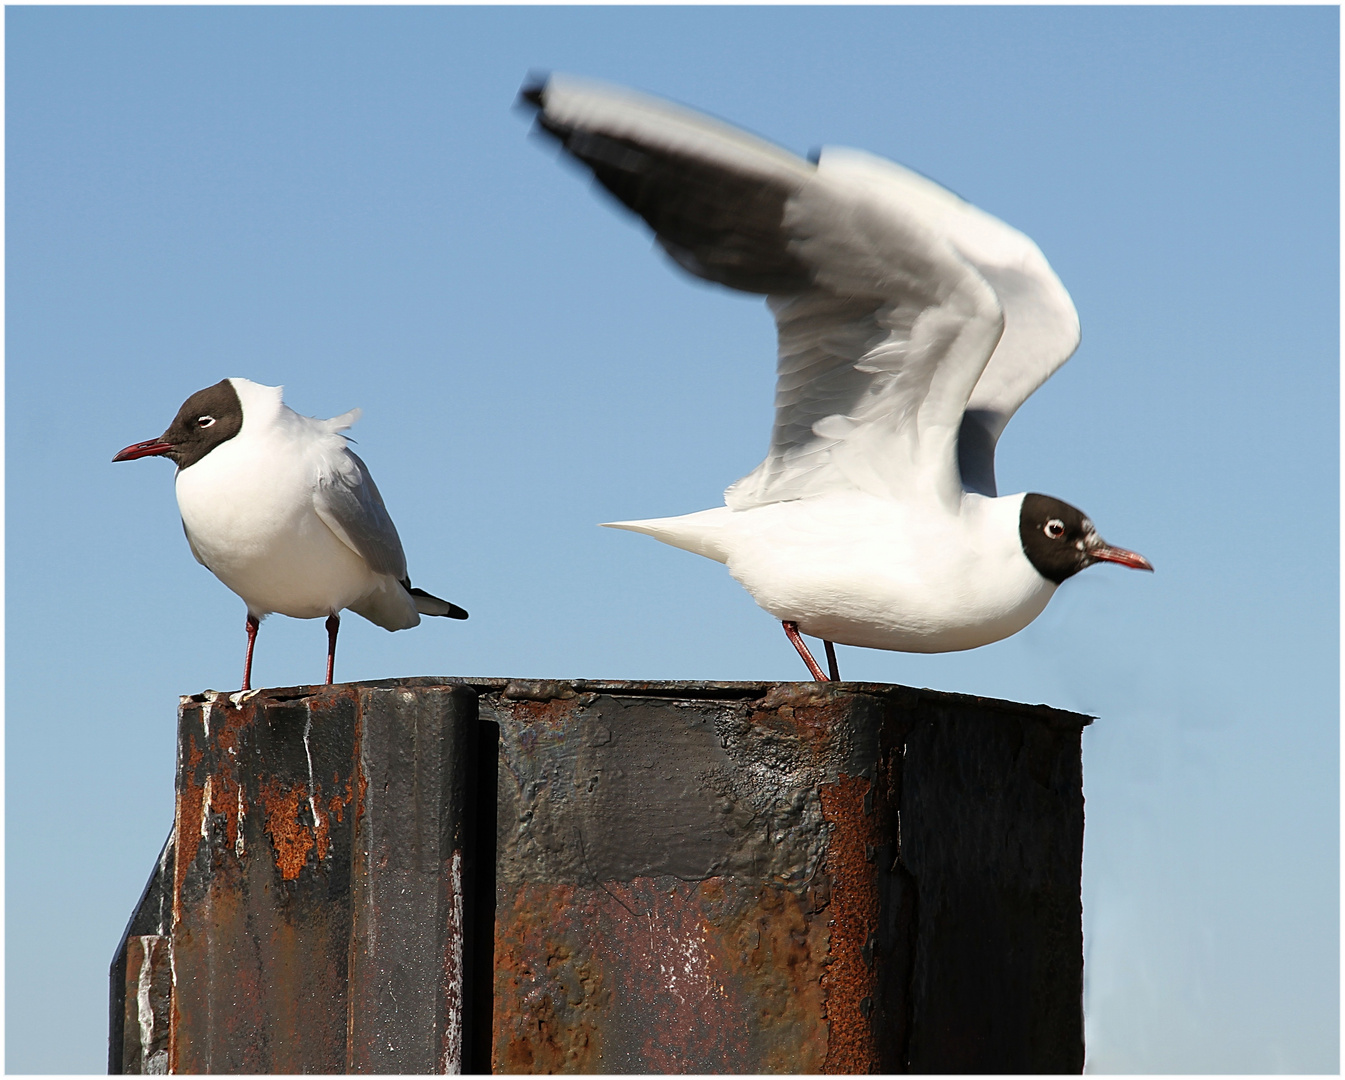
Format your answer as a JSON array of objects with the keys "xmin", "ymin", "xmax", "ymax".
[
  {"xmin": 505, "ymin": 694, "xmax": 583, "ymax": 750},
  {"xmin": 493, "ymin": 881, "xmax": 605, "ymax": 1073},
  {"xmin": 207, "ymin": 702, "xmax": 252, "ymax": 849},
  {"xmin": 259, "ymin": 778, "xmax": 315, "ymax": 881},
  {"xmin": 820, "ymin": 773, "xmax": 882, "ymax": 1074},
  {"xmin": 756, "ymin": 682, "xmax": 843, "ymax": 742},
  {"xmin": 596, "ymin": 879, "xmax": 748, "ymax": 1072},
  {"xmin": 173, "ymin": 730, "xmax": 204, "ymax": 912},
  {"xmin": 174, "ymin": 698, "xmax": 266, "ymax": 904},
  {"xmin": 702, "ymin": 878, "xmax": 832, "ymax": 1071},
  {"xmin": 322, "ymin": 772, "xmax": 356, "ymax": 844},
  {"xmin": 492, "ymin": 875, "xmax": 837, "ymax": 1073},
  {"xmin": 327, "ymin": 786, "xmax": 350, "ymax": 825}
]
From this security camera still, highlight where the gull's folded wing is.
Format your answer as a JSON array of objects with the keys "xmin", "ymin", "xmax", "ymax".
[
  {"xmin": 525, "ymin": 74, "xmax": 1076, "ymax": 506},
  {"xmin": 314, "ymin": 447, "xmax": 410, "ymax": 581}
]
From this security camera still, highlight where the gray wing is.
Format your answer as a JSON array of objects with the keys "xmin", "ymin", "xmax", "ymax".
[
  {"xmin": 314, "ymin": 447, "xmax": 410, "ymax": 581},
  {"xmin": 524, "ymin": 74, "xmax": 1078, "ymax": 505},
  {"xmin": 797, "ymin": 148, "xmax": 1082, "ymax": 499}
]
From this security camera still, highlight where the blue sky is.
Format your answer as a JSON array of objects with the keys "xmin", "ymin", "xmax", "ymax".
[{"xmin": 6, "ymin": 5, "xmax": 1338, "ymax": 1073}]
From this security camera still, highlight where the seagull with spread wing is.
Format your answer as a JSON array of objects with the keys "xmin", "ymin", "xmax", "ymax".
[{"xmin": 523, "ymin": 74, "xmax": 1151, "ymax": 681}]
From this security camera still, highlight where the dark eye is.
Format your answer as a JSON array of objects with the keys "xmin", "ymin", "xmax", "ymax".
[
  {"xmin": 197, "ymin": 415, "xmax": 215, "ymax": 428},
  {"xmin": 1045, "ymin": 519, "xmax": 1066, "ymax": 540}
]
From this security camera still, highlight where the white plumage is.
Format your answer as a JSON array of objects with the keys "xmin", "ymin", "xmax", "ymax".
[
  {"xmin": 115, "ymin": 377, "xmax": 466, "ymax": 689},
  {"xmin": 525, "ymin": 75, "xmax": 1149, "ymax": 678},
  {"xmin": 176, "ymin": 379, "xmax": 421, "ymax": 630},
  {"xmin": 614, "ymin": 493, "xmax": 1054, "ymax": 654}
]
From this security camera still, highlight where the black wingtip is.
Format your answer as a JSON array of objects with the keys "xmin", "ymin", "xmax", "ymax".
[
  {"xmin": 517, "ymin": 72, "xmax": 548, "ymax": 113},
  {"xmin": 408, "ymin": 585, "xmax": 469, "ymax": 620}
]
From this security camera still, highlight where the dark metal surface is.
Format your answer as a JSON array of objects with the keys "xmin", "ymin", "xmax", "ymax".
[
  {"xmin": 346, "ymin": 685, "xmax": 480, "ymax": 1073},
  {"xmin": 112, "ymin": 677, "xmax": 1088, "ymax": 1074},
  {"xmin": 478, "ymin": 679, "xmax": 1088, "ymax": 1074},
  {"xmin": 109, "ymin": 833, "xmax": 175, "ymax": 1074},
  {"xmin": 110, "ymin": 681, "xmax": 478, "ymax": 1074}
]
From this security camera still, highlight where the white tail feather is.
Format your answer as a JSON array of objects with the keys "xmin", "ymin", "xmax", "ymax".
[{"xmin": 601, "ymin": 508, "xmax": 734, "ymax": 564}]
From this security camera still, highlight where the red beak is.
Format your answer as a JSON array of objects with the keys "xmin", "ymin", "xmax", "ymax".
[
  {"xmin": 1087, "ymin": 542, "xmax": 1153, "ymax": 572},
  {"xmin": 113, "ymin": 439, "xmax": 174, "ymax": 462}
]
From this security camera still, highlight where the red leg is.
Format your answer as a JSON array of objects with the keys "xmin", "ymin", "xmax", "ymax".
[
  {"xmin": 325, "ymin": 614, "xmax": 340, "ymax": 685},
  {"xmin": 824, "ymin": 640, "xmax": 840, "ymax": 682},
  {"xmin": 782, "ymin": 621, "xmax": 829, "ymax": 682},
  {"xmin": 242, "ymin": 613, "xmax": 260, "ymax": 692}
]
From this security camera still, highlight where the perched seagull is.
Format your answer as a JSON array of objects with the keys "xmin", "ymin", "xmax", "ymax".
[
  {"xmin": 114, "ymin": 378, "xmax": 468, "ymax": 690},
  {"xmin": 522, "ymin": 74, "xmax": 1152, "ymax": 682}
]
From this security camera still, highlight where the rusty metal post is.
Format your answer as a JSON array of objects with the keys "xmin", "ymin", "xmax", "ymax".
[
  {"xmin": 480, "ymin": 679, "xmax": 1087, "ymax": 1074},
  {"xmin": 112, "ymin": 678, "xmax": 1087, "ymax": 1074},
  {"xmin": 110, "ymin": 681, "xmax": 479, "ymax": 1073}
]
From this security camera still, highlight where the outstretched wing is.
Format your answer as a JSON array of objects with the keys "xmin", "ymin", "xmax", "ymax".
[
  {"xmin": 816, "ymin": 150, "xmax": 1081, "ymax": 496},
  {"xmin": 524, "ymin": 74, "xmax": 1078, "ymax": 505},
  {"xmin": 313, "ymin": 446, "xmax": 410, "ymax": 581}
]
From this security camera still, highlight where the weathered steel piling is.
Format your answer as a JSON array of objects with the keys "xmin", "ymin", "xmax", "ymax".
[{"xmin": 111, "ymin": 678, "xmax": 1090, "ymax": 1073}]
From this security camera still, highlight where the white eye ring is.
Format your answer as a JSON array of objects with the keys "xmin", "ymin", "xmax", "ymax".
[
  {"xmin": 1045, "ymin": 518, "xmax": 1066, "ymax": 540},
  {"xmin": 197, "ymin": 415, "xmax": 216, "ymax": 428}
]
